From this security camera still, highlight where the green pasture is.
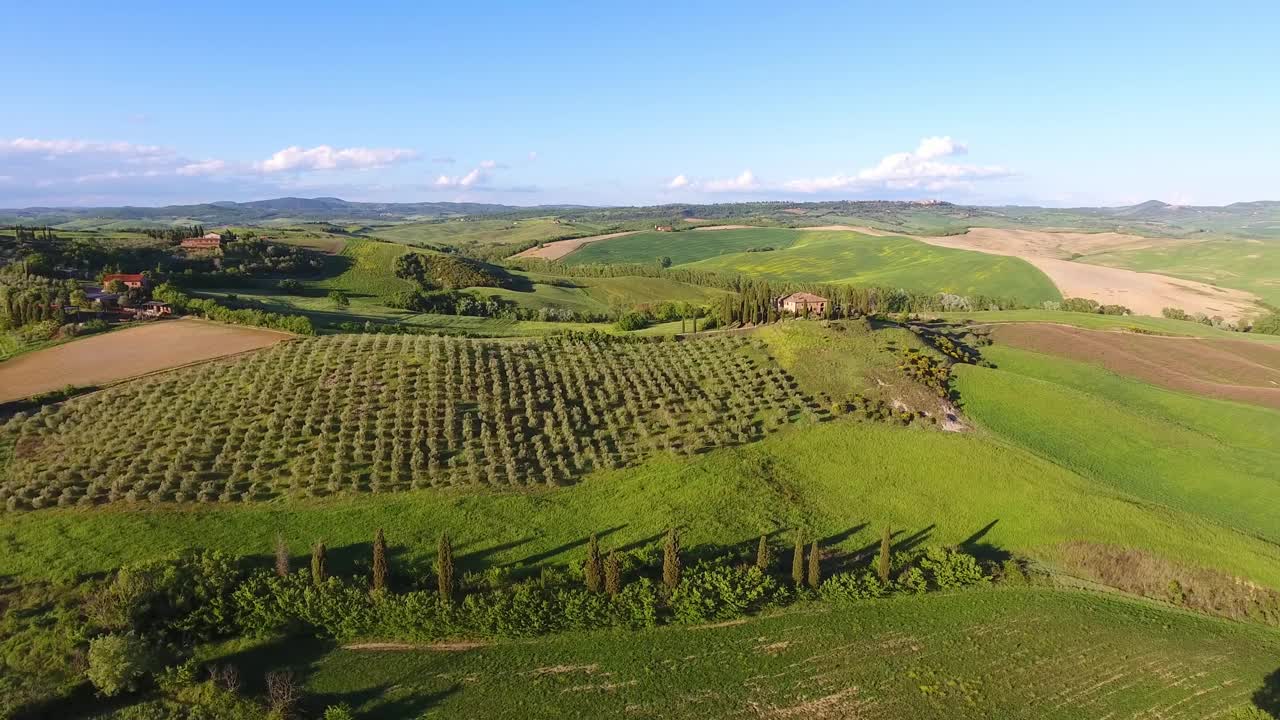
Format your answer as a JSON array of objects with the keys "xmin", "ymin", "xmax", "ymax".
[
  {"xmin": 564, "ymin": 227, "xmax": 801, "ymax": 266},
  {"xmin": 366, "ymin": 217, "xmax": 610, "ymax": 250},
  {"xmin": 954, "ymin": 345, "xmax": 1280, "ymax": 543},
  {"xmin": 933, "ymin": 309, "xmax": 1280, "ymax": 342},
  {"xmin": 1085, "ymin": 238, "xmax": 1280, "ymax": 307},
  {"xmin": 192, "ymin": 589, "xmax": 1280, "ymax": 720}
]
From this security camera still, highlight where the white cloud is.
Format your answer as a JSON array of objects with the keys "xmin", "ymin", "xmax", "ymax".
[
  {"xmin": 527, "ymin": 151, "xmax": 538, "ymax": 161},
  {"xmin": 0, "ymin": 137, "xmax": 172, "ymax": 160},
  {"xmin": 255, "ymin": 145, "xmax": 418, "ymax": 173},
  {"xmin": 703, "ymin": 170, "xmax": 758, "ymax": 192},
  {"xmin": 666, "ymin": 174, "xmax": 690, "ymax": 189},
  {"xmin": 432, "ymin": 158, "xmax": 514, "ymax": 189},
  {"xmin": 176, "ymin": 159, "xmax": 229, "ymax": 176},
  {"xmin": 478, "ymin": 159, "xmax": 498, "ymax": 170},
  {"xmin": 782, "ymin": 137, "xmax": 1009, "ymax": 194}
]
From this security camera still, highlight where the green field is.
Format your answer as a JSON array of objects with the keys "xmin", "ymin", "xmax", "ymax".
[
  {"xmin": 567, "ymin": 228, "xmax": 1062, "ymax": 304},
  {"xmin": 955, "ymin": 345, "xmax": 1280, "ymax": 543},
  {"xmin": 934, "ymin": 308, "xmax": 1280, "ymax": 342},
  {"xmin": 366, "ymin": 217, "xmax": 611, "ymax": 251},
  {"xmin": 1085, "ymin": 238, "xmax": 1280, "ymax": 307},
  {"xmin": 190, "ymin": 589, "xmax": 1280, "ymax": 720}
]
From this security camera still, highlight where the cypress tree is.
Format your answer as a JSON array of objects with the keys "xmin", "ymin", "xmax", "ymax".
[
  {"xmin": 584, "ymin": 534, "xmax": 603, "ymax": 593},
  {"xmin": 437, "ymin": 532, "xmax": 454, "ymax": 600},
  {"xmin": 274, "ymin": 532, "xmax": 289, "ymax": 578},
  {"xmin": 372, "ymin": 528, "xmax": 389, "ymax": 593},
  {"xmin": 755, "ymin": 534, "xmax": 771, "ymax": 572},
  {"xmin": 662, "ymin": 528, "xmax": 682, "ymax": 590},
  {"xmin": 807, "ymin": 540, "xmax": 821, "ymax": 590},
  {"xmin": 878, "ymin": 526, "xmax": 892, "ymax": 583},
  {"xmin": 311, "ymin": 542, "xmax": 327, "ymax": 586},
  {"xmin": 791, "ymin": 533, "xmax": 805, "ymax": 587},
  {"xmin": 604, "ymin": 550, "xmax": 622, "ymax": 597}
]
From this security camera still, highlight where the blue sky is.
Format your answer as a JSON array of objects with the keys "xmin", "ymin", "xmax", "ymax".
[{"xmin": 1, "ymin": 1, "xmax": 1277, "ymax": 208}]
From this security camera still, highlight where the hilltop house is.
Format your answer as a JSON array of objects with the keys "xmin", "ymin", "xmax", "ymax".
[
  {"xmin": 778, "ymin": 292, "xmax": 829, "ymax": 317},
  {"xmin": 654, "ymin": 225, "xmax": 674, "ymax": 232},
  {"xmin": 102, "ymin": 273, "xmax": 149, "ymax": 290},
  {"xmin": 180, "ymin": 232, "xmax": 224, "ymax": 250}
]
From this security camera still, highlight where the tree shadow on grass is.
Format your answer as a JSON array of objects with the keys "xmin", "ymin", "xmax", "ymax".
[
  {"xmin": 516, "ymin": 526, "xmax": 627, "ymax": 567},
  {"xmin": 959, "ymin": 519, "xmax": 1012, "ymax": 564},
  {"xmin": 1256, "ymin": 667, "xmax": 1280, "ymax": 718}
]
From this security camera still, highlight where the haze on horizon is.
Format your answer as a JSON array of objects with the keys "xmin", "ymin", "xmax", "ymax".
[{"xmin": 2, "ymin": 1, "xmax": 1277, "ymax": 209}]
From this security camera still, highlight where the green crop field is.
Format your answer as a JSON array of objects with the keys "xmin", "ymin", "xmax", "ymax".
[
  {"xmin": 933, "ymin": 309, "xmax": 1280, "ymax": 342},
  {"xmin": 954, "ymin": 345, "xmax": 1280, "ymax": 543},
  {"xmin": 564, "ymin": 227, "xmax": 802, "ymax": 266},
  {"xmin": 1084, "ymin": 238, "xmax": 1280, "ymax": 307},
  {"xmin": 188, "ymin": 589, "xmax": 1280, "ymax": 720},
  {"xmin": 367, "ymin": 217, "xmax": 611, "ymax": 251},
  {"xmin": 310, "ymin": 238, "xmax": 419, "ymax": 298},
  {"xmin": 566, "ymin": 228, "xmax": 1062, "ymax": 304}
]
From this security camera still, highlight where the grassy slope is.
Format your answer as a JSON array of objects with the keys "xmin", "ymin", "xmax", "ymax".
[
  {"xmin": 564, "ymin": 228, "xmax": 801, "ymax": 266},
  {"xmin": 936, "ymin": 309, "xmax": 1280, "ymax": 342},
  {"xmin": 4, "ymin": 418, "xmax": 1278, "ymax": 588},
  {"xmin": 367, "ymin": 217, "xmax": 610, "ymax": 249},
  {"xmin": 1085, "ymin": 238, "xmax": 1280, "ymax": 307},
  {"xmin": 198, "ymin": 589, "xmax": 1280, "ymax": 720},
  {"xmin": 567, "ymin": 228, "xmax": 1061, "ymax": 303},
  {"xmin": 955, "ymin": 345, "xmax": 1280, "ymax": 543}
]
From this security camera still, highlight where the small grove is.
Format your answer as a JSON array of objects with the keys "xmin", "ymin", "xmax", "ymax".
[{"xmin": 5, "ymin": 526, "xmax": 999, "ymax": 717}]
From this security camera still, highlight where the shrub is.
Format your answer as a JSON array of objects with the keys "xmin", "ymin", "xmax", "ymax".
[
  {"xmin": 616, "ymin": 312, "xmax": 651, "ymax": 331},
  {"xmin": 87, "ymin": 633, "xmax": 154, "ymax": 696},
  {"xmin": 917, "ymin": 546, "xmax": 988, "ymax": 589},
  {"xmin": 323, "ymin": 704, "xmax": 357, "ymax": 720},
  {"xmin": 670, "ymin": 564, "xmax": 782, "ymax": 623},
  {"xmin": 820, "ymin": 571, "xmax": 887, "ymax": 603}
]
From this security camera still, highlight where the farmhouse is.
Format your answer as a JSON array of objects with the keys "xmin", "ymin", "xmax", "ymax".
[
  {"xmin": 133, "ymin": 301, "xmax": 173, "ymax": 318},
  {"xmin": 778, "ymin": 292, "xmax": 829, "ymax": 317},
  {"xmin": 180, "ymin": 233, "xmax": 224, "ymax": 250},
  {"xmin": 655, "ymin": 225, "xmax": 674, "ymax": 232},
  {"xmin": 102, "ymin": 273, "xmax": 149, "ymax": 290}
]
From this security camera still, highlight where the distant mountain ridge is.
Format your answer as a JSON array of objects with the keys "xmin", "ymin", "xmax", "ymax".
[{"xmin": 1, "ymin": 197, "xmax": 1277, "ymax": 239}]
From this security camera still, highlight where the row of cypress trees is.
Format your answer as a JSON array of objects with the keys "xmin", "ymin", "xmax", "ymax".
[{"xmin": 281, "ymin": 524, "xmax": 896, "ymax": 599}]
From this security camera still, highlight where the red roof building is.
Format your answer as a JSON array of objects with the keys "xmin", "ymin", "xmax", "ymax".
[{"xmin": 102, "ymin": 273, "xmax": 149, "ymax": 289}]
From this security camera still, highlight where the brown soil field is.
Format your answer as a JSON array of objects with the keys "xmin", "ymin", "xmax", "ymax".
[
  {"xmin": 804, "ymin": 225, "xmax": 1260, "ymax": 321},
  {"xmin": 691, "ymin": 224, "xmax": 757, "ymax": 231},
  {"xmin": 989, "ymin": 322, "xmax": 1280, "ymax": 409},
  {"xmin": 0, "ymin": 319, "xmax": 292, "ymax": 403},
  {"xmin": 513, "ymin": 231, "xmax": 640, "ymax": 261}
]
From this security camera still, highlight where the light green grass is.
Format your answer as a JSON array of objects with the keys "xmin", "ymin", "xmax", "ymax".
[
  {"xmin": 934, "ymin": 309, "xmax": 1280, "ymax": 342},
  {"xmin": 1085, "ymin": 238, "xmax": 1280, "ymax": 307},
  {"xmin": 567, "ymin": 229, "xmax": 1061, "ymax": 303},
  {"xmin": 309, "ymin": 237, "xmax": 418, "ymax": 298},
  {"xmin": 368, "ymin": 217, "xmax": 610, "ymax": 249},
  {"xmin": 954, "ymin": 346, "xmax": 1280, "ymax": 543},
  {"xmin": 4, "ymin": 419, "xmax": 1278, "ymax": 589},
  {"xmin": 196, "ymin": 589, "xmax": 1280, "ymax": 720},
  {"xmin": 565, "ymin": 227, "xmax": 802, "ymax": 266}
]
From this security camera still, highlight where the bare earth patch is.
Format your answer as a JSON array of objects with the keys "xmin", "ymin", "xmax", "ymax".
[
  {"xmin": 513, "ymin": 231, "xmax": 640, "ymax": 260},
  {"xmin": 990, "ymin": 322, "xmax": 1280, "ymax": 409},
  {"xmin": 0, "ymin": 319, "xmax": 292, "ymax": 404},
  {"xmin": 692, "ymin": 224, "xmax": 758, "ymax": 231},
  {"xmin": 808, "ymin": 225, "xmax": 1261, "ymax": 321}
]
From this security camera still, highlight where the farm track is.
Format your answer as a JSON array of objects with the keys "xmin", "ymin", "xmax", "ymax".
[{"xmin": 513, "ymin": 231, "xmax": 640, "ymax": 260}]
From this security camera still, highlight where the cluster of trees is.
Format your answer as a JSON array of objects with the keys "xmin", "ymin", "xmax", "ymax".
[
  {"xmin": 395, "ymin": 252, "xmax": 514, "ymax": 290},
  {"xmin": 1163, "ymin": 306, "xmax": 1280, "ymax": 335},
  {"xmin": 0, "ymin": 333, "xmax": 810, "ymax": 508},
  {"xmin": 0, "ymin": 275, "xmax": 83, "ymax": 329},
  {"xmin": 1044, "ymin": 297, "xmax": 1132, "ymax": 315},
  {"xmin": 143, "ymin": 225, "xmax": 214, "ymax": 242},
  {"xmin": 153, "ymin": 284, "xmax": 314, "ymax": 335},
  {"xmin": 715, "ymin": 280, "xmax": 1028, "ymax": 327},
  {"xmin": 0, "ymin": 525, "xmax": 991, "ymax": 716}
]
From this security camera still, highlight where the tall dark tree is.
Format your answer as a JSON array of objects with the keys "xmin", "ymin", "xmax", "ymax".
[
  {"xmin": 807, "ymin": 540, "xmax": 821, "ymax": 590},
  {"xmin": 311, "ymin": 542, "xmax": 327, "ymax": 586},
  {"xmin": 584, "ymin": 534, "xmax": 603, "ymax": 593},
  {"xmin": 274, "ymin": 532, "xmax": 289, "ymax": 578},
  {"xmin": 791, "ymin": 533, "xmax": 805, "ymax": 587},
  {"xmin": 372, "ymin": 528, "xmax": 390, "ymax": 593},
  {"xmin": 755, "ymin": 534, "xmax": 771, "ymax": 572},
  {"xmin": 604, "ymin": 550, "xmax": 622, "ymax": 597},
  {"xmin": 437, "ymin": 532, "xmax": 455, "ymax": 599},
  {"xmin": 662, "ymin": 528, "xmax": 682, "ymax": 590},
  {"xmin": 878, "ymin": 526, "xmax": 892, "ymax": 583}
]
